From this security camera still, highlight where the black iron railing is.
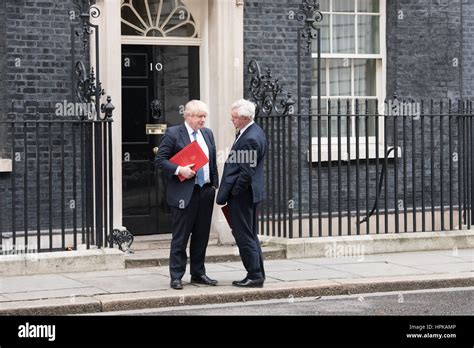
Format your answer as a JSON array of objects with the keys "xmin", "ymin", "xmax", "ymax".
[
  {"xmin": 0, "ymin": 106, "xmax": 114, "ymax": 253},
  {"xmin": 0, "ymin": 0, "xmax": 118, "ymax": 254},
  {"xmin": 256, "ymin": 99, "xmax": 474, "ymax": 238}
]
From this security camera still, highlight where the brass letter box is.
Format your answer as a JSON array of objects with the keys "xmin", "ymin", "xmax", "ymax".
[{"xmin": 146, "ymin": 124, "xmax": 167, "ymax": 135}]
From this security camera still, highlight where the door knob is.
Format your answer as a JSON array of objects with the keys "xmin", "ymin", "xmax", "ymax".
[
  {"xmin": 153, "ymin": 147, "xmax": 159, "ymax": 155},
  {"xmin": 151, "ymin": 99, "xmax": 162, "ymax": 120}
]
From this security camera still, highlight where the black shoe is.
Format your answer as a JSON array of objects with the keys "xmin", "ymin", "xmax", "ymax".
[
  {"xmin": 232, "ymin": 277, "xmax": 248, "ymax": 286},
  {"xmin": 232, "ymin": 278, "xmax": 264, "ymax": 288},
  {"xmin": 191, "ymin": 274, "xmax": 218, "ymax": 286},
  {"xmin": 170, "ymin": 279, "xmax": 183, "ymax": 290}
]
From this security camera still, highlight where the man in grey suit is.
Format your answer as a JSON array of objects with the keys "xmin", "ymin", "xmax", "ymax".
[
  {"xmin": 216, "ymin": 99, "xmax": 267, "ymax": 288},
  {"xmin": 156, "ymin": 100, "xmax": 219, "ymax": 290}
]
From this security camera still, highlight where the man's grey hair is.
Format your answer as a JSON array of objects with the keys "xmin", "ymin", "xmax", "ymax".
[
  {"xmin": 231, "ymin": 99, "xmax": 256, "ymax": 120},
  {"xmin": 184, "ymin": 100, "xmax": 209, "ymax": 117}
]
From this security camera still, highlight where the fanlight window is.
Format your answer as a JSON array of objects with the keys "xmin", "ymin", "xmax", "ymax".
[{"xmin": 121, "ymin": 0, "xmax": 198, "ymax": 38}]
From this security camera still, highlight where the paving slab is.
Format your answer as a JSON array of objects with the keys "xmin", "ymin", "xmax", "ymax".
[
  {"xmin": 139, "ymin": 266, "xmax": 171, "ymax": 276},
  {"xmin": 2, "ymin": 286, "xmax": 107, "ymax": 301},
  {"xmin": 260, "ymin": 259, "xmax": 323, "ymax": 272},
  {"xmin": 294, "ymin": 256, "xmax": 385, "ymax": 266},
  {"xmin": 199, "ymin": 263, "xmax": 242, "ymax": 273},
  {"xmin": 412, "ymin": 262, "xmax": 474, "ymax": 274},
  {"xmin": 0, "ymin": 274, "xmax": 86, "ymax": 294},
  {"xmin": 445, "ymin": 249, "xmax": 474, "ymax": 262},
  {"xmin": 267, "ymin": 268, "xmax": 359, "ymax": 282},
  {"xmin": 367, "ymin": 251, "xmax": 471, "ymax": 266},
  {"xmin": 212, "ymin": 261, "xmax": 246, "ymax": 271},
  {"xmin": 325, "ymin": 262, "xmax": 432, "ymax": 278},
  {"xmin": 61, "ymin": 268, "xmax": 150, "ymax": 280},
  {"xmin": 78, "ymin": 273, "xmax": 173, "ymax": 293}
]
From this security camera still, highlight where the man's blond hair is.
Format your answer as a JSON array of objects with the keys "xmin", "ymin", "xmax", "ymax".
[{"xmin": 184, "ymin": 100, "xmax": 209, "ymax": 117}]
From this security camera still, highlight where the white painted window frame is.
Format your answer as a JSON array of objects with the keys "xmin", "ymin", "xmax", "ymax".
[{"xmin": 310, "ymin": 0, "xmax": 387, "ymax": 162}]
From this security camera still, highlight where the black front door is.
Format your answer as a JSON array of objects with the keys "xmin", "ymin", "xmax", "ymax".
[{"xmin": 122, "ymin": 44, "xmax": 200, "ymax": 235}]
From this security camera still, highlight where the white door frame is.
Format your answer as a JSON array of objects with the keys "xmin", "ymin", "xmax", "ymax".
[{"xmin": 93, "ymin": 0, "xmax": 243, "ymax": 244}]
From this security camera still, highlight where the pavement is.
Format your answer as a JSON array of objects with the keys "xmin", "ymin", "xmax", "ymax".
[{"xmin": 0, "ymin": 248, "xmax": 472, "ymax": 315}]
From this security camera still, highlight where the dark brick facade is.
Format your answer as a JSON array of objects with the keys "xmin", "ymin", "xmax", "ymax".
[
  {"xmin": 1, "ymin": 0, "xmax": 473, "ymax": 238},
  {"xmin": 244, "ymin": 0, "xmax": 312, "ymax": 114},
  {"xmin": 462, "ymin": 0, "xmax": 474, "ymax": 99},
  {"xmin": 0, "ymin": 0, "xmax": 6, "ymax": 157},
  {"xmin": 244, "ymin": 0, "xmax": 473, "ymax": 223},
  {"xmin": 386, "ymin": 0, "xmax": 464, "ymax": 100},
  {"xmin": 244, "ymin": 0, "xmax": 473, "ymax": 115},
  {"xmin": 0, "ymin": 0, "xmax": 87, "ymax": 236}
]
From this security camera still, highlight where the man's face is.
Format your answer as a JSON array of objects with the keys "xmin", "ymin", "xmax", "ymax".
[
  {"xmin": 185, "ymin": 112, "xmax": 207, "ymax": 130},
  {"xmin": 231, "ymin": 109, "xmax": 250, "ymax": 129}
]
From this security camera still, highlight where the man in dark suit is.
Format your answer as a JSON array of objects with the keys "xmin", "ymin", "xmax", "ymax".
[
  {"xmin": 155, "ymin": 100, "xmax": 219, "ymax": 290},
  {"xmin": 216, "ymin": 99, "xmax": 267, "ymax": 288}
]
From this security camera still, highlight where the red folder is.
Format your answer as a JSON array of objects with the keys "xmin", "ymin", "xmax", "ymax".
[
  {"xmin": 221, "ymin": 205, "xmax": 232, "ymax": 229},
  {"xmin": 169, "ymin": 140, "xmax": 209, "ymax": 182}
]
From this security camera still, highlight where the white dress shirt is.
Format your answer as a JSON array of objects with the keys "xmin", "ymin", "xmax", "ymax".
[
  {"xmin": 174, "ymin": 122, "xmax": 210, "ymax": 184},
  {"xmin": 235, "ymin": 120, "xmax": 255, "ymax": 144}
]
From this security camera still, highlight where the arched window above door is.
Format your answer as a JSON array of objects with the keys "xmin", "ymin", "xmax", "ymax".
[{"xmin": 121, "ymin": 0, "xmax": 198, "ymax": 38}]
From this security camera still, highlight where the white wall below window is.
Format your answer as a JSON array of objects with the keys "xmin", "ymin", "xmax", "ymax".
[
  {"xmin": 307, "ymin": 144, "xmax": 401, "ymax": 162},
  {"xmin": 0, "ymin": 158, "xmax": 12, "ymax": 172}
]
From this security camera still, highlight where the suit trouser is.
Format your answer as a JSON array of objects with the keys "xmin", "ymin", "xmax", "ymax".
[
  {"xmin": 228, "ymin": 189, "xmax": 265, "ymax": 280},
  {"xmin": 169, "ymin": 184, "xmax": 215, "ymax": 280}
]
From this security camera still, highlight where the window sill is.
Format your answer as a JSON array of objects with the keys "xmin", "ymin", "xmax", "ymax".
[
  {"xmin": 0, "ymin": 159, "xmax": 12, "ymax": 172},
  {"xmin": 307, "ymin": 144, "xmax": 401, "ymax": 162}
]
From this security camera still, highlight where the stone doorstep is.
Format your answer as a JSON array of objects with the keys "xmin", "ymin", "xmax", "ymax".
[
  {"xmin": 131, "ymin": 236, "xmax": 219, "ymax": 251},
  {"xmin": 0, "ymin": 249, "xmax": 125, "ymax": 277},
  {"xmin": 125, "ymin": 246, "xmax": 286, "ymax": 268},
  {"xmin": 0, "ymin": 272, "xmax": 472, "ymax": 315},
  {"xmin": 262, "ymin": 230, "xmax": 474, "ymax": 259}
]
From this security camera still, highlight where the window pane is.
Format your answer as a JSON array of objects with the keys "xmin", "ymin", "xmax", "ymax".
[
  {"xmin": 333, "ymin": 15, "xmax": 355, "ymax": 53},
  {"xmin": 329, "ymin": 59, "xmax": 351, "ymax": 96},
  {"xmin": 313, "ymin": 17, "xmax": 330, "ymax": 54},
  {"xmin": 358, "ymin": 0, "xmax": 379, "ymax": 13},
  {"xmin": 354, "ymin": 59, "xmax": 376, "ymax": 96},
  {"xmin": 358, "ymin": 15, "xmax": 380, "ymax": 54},
  {"xmin": 327, "ymin": 99, "xmax": 348, "ymax": 137},
  {"xmin": 319, "ymin": 0, "xmax": 330, "ymax": 12},
  {"xmin": 312, "ymin": 99, "xmax": 328, "ymax": 138},
  {"xmin": 312, "ymin": 59, "xmax": 327, "ymax": 97},
  {"xmin": 356, "ymin": 99, "xmax": 377, "ymax": 136},
  {"xmin": 333, "ymin": 0, "xmax": 355, "ymax": 12},
  {"xmin": 313, "ymin": 99, "xmax": 350, "ymax": 138}
]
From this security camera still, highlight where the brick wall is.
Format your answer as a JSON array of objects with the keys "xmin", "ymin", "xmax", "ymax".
[
  {"xmin": 0, "ymin": 0, "xmax": 6, "ymax": 157},
  {"xmin": 243, "ymin": 0, "xmax": 473, "ymax": 224},
  {"xmin": 244, "ymin": 0, "xmax": 312, "ymax": 114},
  {"xmin": 387, "ymin": 0, "xmax": 463, "ymax": 100},
  {"xmin": 462, "ymin": 0, "xmax": 474, "ymax": 99},
  {"xmin": 0, "ymin": 0, "xmax": 88, "ymax": 237}
]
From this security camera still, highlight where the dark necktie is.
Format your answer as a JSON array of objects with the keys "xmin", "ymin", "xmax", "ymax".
[{"xmin": 192, "ymin": 131, "xmax": 205, "ymax": 187}]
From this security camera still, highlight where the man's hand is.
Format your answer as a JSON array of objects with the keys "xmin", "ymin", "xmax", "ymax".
[{"xmin": 178, "ymin": 164, "xmax": 196, "ymax": 179}]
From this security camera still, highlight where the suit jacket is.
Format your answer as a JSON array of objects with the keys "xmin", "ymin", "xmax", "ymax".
[
  {"xmin": 216, "ymin": 123, "xmax": 267, "ymax": 205},
  {"xmin": 155, "ymin": 124, "xmax": 219, "ymax": 208}
]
